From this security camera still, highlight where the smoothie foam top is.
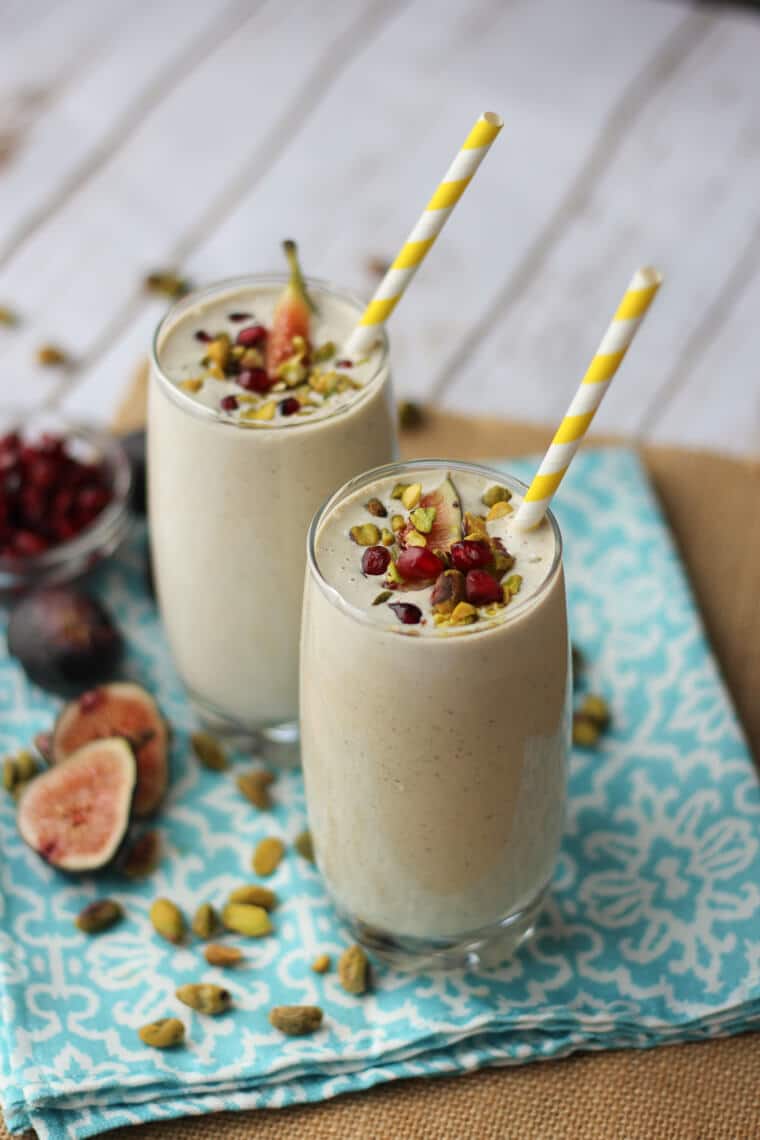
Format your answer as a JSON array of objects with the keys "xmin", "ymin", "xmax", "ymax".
[
  {"xmin": 313, "ymin": 465, "xmax": 560, "ymax": 636},
  {"xmin": 155, "ymin": 280, "xmax": 385, "ymax": 428}
]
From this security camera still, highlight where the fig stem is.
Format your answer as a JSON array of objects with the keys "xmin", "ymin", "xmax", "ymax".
[{"xmin": 282, "ymin": 239, "xmax": 315, "ymax": 313}]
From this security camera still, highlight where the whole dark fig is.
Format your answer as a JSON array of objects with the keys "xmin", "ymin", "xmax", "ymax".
[
  {"xmin": 120, "ymin": 429, "xmax": 146, "ymax": 515},
  {"xmin": 7, "ymin": 587, "xmax": 123, "ymax": 696}
]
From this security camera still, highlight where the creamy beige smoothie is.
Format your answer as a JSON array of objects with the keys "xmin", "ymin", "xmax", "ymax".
[
  {"xmin": 300, "ymin": 461, "xmax": 570, "ymax": 964},
  {"xmin": 148, "ymin": 272, "xmax": 395, "ymax": 737}
]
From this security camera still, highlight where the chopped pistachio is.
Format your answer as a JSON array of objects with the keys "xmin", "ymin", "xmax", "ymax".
[
  {"xmin": 0, "ymin": 306, "xmax": 18, "ymax": 327},
  {"xmin": 313, "ymin": 340, "xmax": 337, "ymax": 362},
  {"xmin": 398, "ymin": 400, "xmax": 425, "ymax": 431},
  {"xmin": 309, "ymin": 369, "xmax": 339, "ymax": 395},
  {"xmin": 349, "ymin": 523, "xmax": 381, "ymax": 546},
  {"xmin": 179, "ymin": 378, "xmax": 203, "ymax": 393},
  {"xmin": 14, "ymin": 750, "xmax": 37, "ymax": 782},
  {"xmin": 191, "ymin": 730, "xmax": 227, "ymax": 771},
  {"xmin": 390, "ymin": 483, "xmax": 410, "ymax": 501},
  {"xmin": 365, "ymin": 497, "xmax": 387, "ymax": 518},
  {"xmin": 492, "ymin": 548, "xmax": 516, "ymax": 578},
  {"xmin": 294, "ymin": 829, "xmax": 315, "ymax": 863},
  {"xmin": 400, "ymin": 483, "xmax": 422, "ymax": 510},
  {"xmin": 404, "ymin": 529, "xmax": 427, "ymax": 548},
  {"xmin": 338, "ymin": 944, "xmax": 369, "ymax": 994},
  {"xmin": 372, "ymin": 590, "xmax": 392, "ymax": 606},
  {"xmin": 450, "ymin": 602, "xmax": 478, "ymax": 625},
  {"xmin": 36, "ymin": 344, "xmax": 68, "ymax": 367},
  {"xmin": 391, "ymin": 514, "xmax": 405, "ymax": 532},
  {"xmin": 2, "ymin": 757, "xmax": 17, "ymax": 793},
  {"xmin": 410, "ymin": 506, "xmax": 436, "ymax": 534},
  {"xmin": 144, "ymin": 270, "xmax": 189, "ymax": 298},
  {"xmin": 504, "ymin": 574, "xmax": 523, "ymax": 596},
  {"xmin": 380, "ymin": 528, "xmax": 394, "ymax": 546},
  {"xmin": 572, "ymin": 714, "xmax": 601, "ymax": 748},
  {"xmin": 464, "ymin": 511, "xmax": 488, "ymax": 539},
  {"xmin": 237, "ymin": 768, "xmax": 275, "ymax": 809},
  {"xmin": 486, "ymin": 500, "xmax": 513, "ymax": 521},
  {"xmin": 241, "ymin": 401, "xmax": 276, "ymax": 422},
  {"xmin": 252, "ymin": 836, "xmax": 285, "ymax": 876},
  {"xmin": 579, "ymin": 693, "xmax": 611, "ymax": 729},
  {"xmin": 205, "ymin": 334, "xmax": 230, "ymax": 371},
  {"xmin": 482, "ymin": 484, "xmax": 513, "ymax": 508},
  {"xmin": 386, "ymin": 561, "xmax": 403, "ymax": 585},
  {"xmin": 240, "ymin": 347, "xmax": 264, "ymax": 369}
]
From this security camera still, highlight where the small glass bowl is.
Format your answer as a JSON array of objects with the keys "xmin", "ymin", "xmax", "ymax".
[{"xmin": 0, "ymin": 409, "xmax": 133, "ymax": 595}]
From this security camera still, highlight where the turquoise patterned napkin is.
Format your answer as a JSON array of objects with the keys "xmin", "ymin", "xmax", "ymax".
[{"xmin": 0, "ymin": 448, "xmax": 758, "ymax": 1139}]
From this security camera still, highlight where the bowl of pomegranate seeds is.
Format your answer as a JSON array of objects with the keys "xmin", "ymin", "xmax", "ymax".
[{"xmin": 0, "ymin": 412, "xmax": 132, "ymax": 593}]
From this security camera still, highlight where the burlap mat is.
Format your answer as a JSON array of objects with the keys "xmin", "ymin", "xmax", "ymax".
[{"xmin": 2, "ymin": 386, "xmax": 757, "ymax": 1138}]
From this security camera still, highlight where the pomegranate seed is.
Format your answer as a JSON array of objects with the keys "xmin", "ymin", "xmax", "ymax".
[
  {"xmin": 236, "ymin": 324, "xmax": 268, "ymax": 347},
  {"xmin": 278, "ymin": 397, "xmax": 300, "ymax": 417},
  {"xmin": 396, "ymin": 546, "xmax": 445, "ymax": 581},
  {"xmin": 28, "ymin": 456, "xmax": 58, "ymax": 489},
  {"xmin": 12, "ymin": 530, "xmax": 48, "ymax": 557},
  {"xmin": 220, "ymin": 395, "xmax": 239, "ymax": 412},
  {"xmin": 38, "ymin": 433, "xmax": 64, "ymax": 458},
  {"xmin": 21, "ymin": 486, "xmax": 47, "ymax": 526},
  {"xmin": 335, "ymin": 359, "xmax": 353, "ymax": 368},
  {"xmin": 228, "ymin": 311, "xmax": 252, "ymax": 322},
  {"xmin": 465, "ymin": 569, "xmax": 502, "ymax": 606},
  {"xmin": 54, "ymin": 519, "xmax": 78, "ymax": 541},
  {"xmin": 451, "ymin": 540, "xmax": 492, "ymax": 572},
  {"xmin": 79, "ymin": 688, "xmax": 105, "ymax": 713},
  {"xmin": 237, "ymin": 368, "xmax": 272, "ymax": 393},
  {"xmin": 0, "ymin": 432, "xmax": 20, "ymax": 454},
  {"xmin": 362, "ymin": 545, "xmax": 391, "ymax": 575},
  {"xmin": 77, "ymin": 486, "xmax": 110, "ymax": 516},
  {"xmin": 194, "ymin": 330, "xmax": 212, "ymax": 343},
  {"xmin": 389, "ymin": 602, "xmax": 422, "ymax": 625}
]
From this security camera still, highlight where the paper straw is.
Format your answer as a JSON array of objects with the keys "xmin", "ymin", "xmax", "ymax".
[
  {"xmin": 343, "ymin": 112, "xmax": 503, "ymax": 359},
  {"xmin": 514, "ymin": 266, "xmax": 663, "ymax": 530}
]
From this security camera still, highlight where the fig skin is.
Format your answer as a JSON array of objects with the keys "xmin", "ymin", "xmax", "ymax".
[
  {"xmin": 120, "ymin": 429, "xmax": 146, "ymax": 515},
  {"xmin": 52, "ymin": 682, "xmax": 169, "ymax": 817},
  {"xmin": 17, "ymin": 737, "xmax": 136, "ymax": 873},
  {"xmin": 7, "ymin": 587, "xmax": 123, "ymax": 697}
]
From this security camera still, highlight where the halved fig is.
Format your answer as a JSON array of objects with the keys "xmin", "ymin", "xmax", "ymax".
[
  {"xmin": 7, "ymin": 587, "xmax": 123, "ymax": 696},
  {"xmin": 398, "ymin": 475, "xmax": 462, "ymax": 553},
  {"xmin": 52, "ymin": 682, "xmax": 168, "ymax": 816},
  {"xmin": 17, "ymin": 738, "xmax": 135, "ymax": 872}
]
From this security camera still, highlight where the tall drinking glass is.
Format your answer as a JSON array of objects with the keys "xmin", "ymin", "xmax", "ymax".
[
  {"xmin": 300, "ymin": 460, "xmax": 570, "ymax": 967},
  {"xmin": 149, "ymin": 276, "xmax": 395, "ymax": 749}
]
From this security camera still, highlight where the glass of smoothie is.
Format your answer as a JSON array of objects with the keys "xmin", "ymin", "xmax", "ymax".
[
  {"xmin": 300, "ymin": 460, "xmax": 570, "ymax": 968},
  {"xmin": 148, "ymin": 244, "xmax": 396, "ymax": 749}
]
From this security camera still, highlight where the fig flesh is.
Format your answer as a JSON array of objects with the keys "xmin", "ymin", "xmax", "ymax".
[
  {"xmin": 7, "ymin": 587, "xmax": 123, "ymax": 696},
  {"xmin": 52, "ymin": 682, "xmax": 168, "ymax": 816},
  {"xmin": 398, "ymin": 475, "xmax": 462, "ymax": 553},
  {"xmin": 17, "ymin": 737, "xmax": 136, "ymax": 872}
]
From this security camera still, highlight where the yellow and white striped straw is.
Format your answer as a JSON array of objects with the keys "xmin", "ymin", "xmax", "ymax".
[
  {"xmin": 514, "ymin": 266, "xmax": 663, "ymax": 530},
  {"xmin": 343, "ymin": 111, "xmax": 503, "ymax": 359}
]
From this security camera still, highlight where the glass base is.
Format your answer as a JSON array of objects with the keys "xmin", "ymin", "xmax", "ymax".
[
  {"xmin": 342, "ymin": 886, "xmax": 548, "ymax": 971},
  {"xmin": 188, "ymin": 690, "xmax": 300, "ymax": 767}
]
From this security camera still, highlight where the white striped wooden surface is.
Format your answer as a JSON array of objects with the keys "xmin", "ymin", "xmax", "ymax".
[{"xmin": 0, "ymin": 0, "xmax": 758, "ymax": 457}]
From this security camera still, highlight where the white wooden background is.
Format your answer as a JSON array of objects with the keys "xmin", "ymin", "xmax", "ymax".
[{"xmin": 1, "ymin": 0, "xmax": 759, "ymax": 456}]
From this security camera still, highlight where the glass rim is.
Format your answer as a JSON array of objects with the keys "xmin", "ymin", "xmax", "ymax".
[
  {"xmin": 306, "ymin": 458, "xmax": 563, "ymax": 639},
  {"xmin": 150, "ymin": 273, "xmax": 390, "ymax": 431}
]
